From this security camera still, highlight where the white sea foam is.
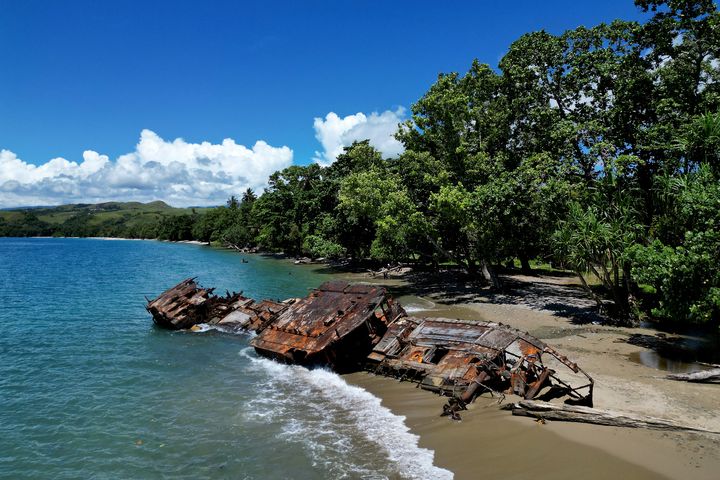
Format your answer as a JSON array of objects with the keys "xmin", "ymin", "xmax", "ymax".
[
  {"xmin": 90, "ymin": 236, "xmax": 145, "ymax": 241},
  {"xmin": 189, "ymin": 323, "xmax": 256, "ymax": 337},
  {"xmin": 188, "ymin": 323, "xmax": 231, "ymax": 334},
  {"xmin": 240, "ymin": 348, "xmax": 453, "ymax": 480},
  {"xmin": 402, "ymin": 298, "xmax": 437, "ymax": 313}
]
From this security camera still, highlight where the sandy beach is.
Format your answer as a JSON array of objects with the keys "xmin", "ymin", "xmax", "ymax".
[{"xmin": 336, "ymin": 269, "xmax": 720, "ymax": 479}]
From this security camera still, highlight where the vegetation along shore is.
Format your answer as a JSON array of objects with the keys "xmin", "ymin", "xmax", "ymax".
[
  {"xmin": 4, "ymin": 1, "xmax": 720, "ymax": 334},
  {"xmin": 8, "ymin": 0, "xmax": 720, "ymax": 479},
  {"xmin": 335, "ymin": 266, "xmax": 720, "ymax": 479}
]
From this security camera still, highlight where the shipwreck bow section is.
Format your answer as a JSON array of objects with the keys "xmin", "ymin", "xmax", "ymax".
[
  {"xmin": 145, "ymin": 278, "xmax": 288, "ymax": 332},
  {"xmin": 147, "ymin": 278, "xmax": 593, "ymax": 409}
]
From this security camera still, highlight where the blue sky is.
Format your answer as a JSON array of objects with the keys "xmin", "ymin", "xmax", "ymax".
[{"xmin": 0, "ymin": 0, "xmax": 645, "ymax": 206}]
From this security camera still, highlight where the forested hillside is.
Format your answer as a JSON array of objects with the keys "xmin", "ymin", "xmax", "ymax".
[
  {"xmin": 0, "ymin": 201, "xmax": 200, "ymax": 239},
  {"xmin": 3, "ymin": 0, "xmax": 719, "ymax": 326}
]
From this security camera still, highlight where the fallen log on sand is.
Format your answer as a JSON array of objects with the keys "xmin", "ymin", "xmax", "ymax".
[
  {"xmin": 666, "ymin": 368, "xmax": 720, "ymax": 383},
  {"xmin": 506, "ymin": 400, "xmax": 720, "ymax": 435}
]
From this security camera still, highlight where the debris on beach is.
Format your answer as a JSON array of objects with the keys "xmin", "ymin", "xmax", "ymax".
[
  {"xmin": 367, "ymin": 317, "xmax": 594, "ymax": 418},
  {"xmin": 368, "ymin": 264, "xmax": 413, "ymax": 279},
  {"xmin": 147, "ymin": 278, "xmax": 594, "ymax": 416},
  {"xmin": 665, "ymin": 367, "xmax": 720, "ymax": 383},
  {"xmin": 505, "ymin": 400, "xmax": 720, "ymax": 434}
]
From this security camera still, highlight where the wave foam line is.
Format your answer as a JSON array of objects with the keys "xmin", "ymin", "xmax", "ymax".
[
  {"xmin": 189, "ymin": 323, "xmax": 256, "ymax": 337},
  {"xmin": 240, "ymin": 348, "xmax": 453, "ymax": 480},
  {"xmin": 403, "ymin": 297, "xmax": 437, "ymax": 313}
]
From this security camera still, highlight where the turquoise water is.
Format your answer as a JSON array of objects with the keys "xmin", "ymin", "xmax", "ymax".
[{"xmin": 0, "ymin": 238, "xmax": 450, "ymax": 480}]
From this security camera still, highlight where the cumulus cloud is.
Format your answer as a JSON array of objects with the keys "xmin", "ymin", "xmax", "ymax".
[
  {"xmin": 0, "ymin": 129, "xmax": 293, "ymax": 208},
  {"xmin": 313, "ymin": 108, "xmax": 406, "ymax": 165}
]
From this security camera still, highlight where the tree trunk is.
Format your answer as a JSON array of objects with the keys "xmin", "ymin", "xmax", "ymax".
[
  {"xmin": 519, "ymin": 255, "xmax": 532, "ymax": 274},
  {"xmin": 507, "ymin": 400, "xmax": 720, "ymax": 434},
  {"xmin": 481, "ymin": 259, "xmax": 502, "ymax": 289},
  {"xmin": 666, "ymin": 368, "xmax": 720, "ymax": 383},
  {"xmin": 575, "ymin": 271, "xmax": 604, "ymax": 311},
  {"xmin": 466, "ymin": 258, "xmax": 478, "ymax": 277}
]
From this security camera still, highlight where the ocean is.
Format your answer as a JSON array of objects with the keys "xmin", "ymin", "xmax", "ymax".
[{"xmin": 0, "ymin": 238, "xmax": 451, "ymax": 480}]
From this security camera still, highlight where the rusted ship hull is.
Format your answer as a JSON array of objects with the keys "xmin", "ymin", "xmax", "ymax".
[
  {"xmin": 367, "ymin": 317, "xmax": 593, "ymax": 408},
  {"xmin": 250, "ymin": 281, "xmax": 406, "ymax": 371},
  {"xmin": 146, "ymin": 278, "xmax": 289, "ymax": 332},
  {"xmin": 147, "ymin": 279, "xmax": 593, "ymax": 411}
]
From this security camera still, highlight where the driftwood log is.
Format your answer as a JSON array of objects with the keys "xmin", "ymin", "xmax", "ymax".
[
  {"xmin": 507, "ymin": 400, "xmax": 720, "ymax": 435},
  {"xmin": 666, "ymin": 368, "xmax": 720, "ymax": 383}
]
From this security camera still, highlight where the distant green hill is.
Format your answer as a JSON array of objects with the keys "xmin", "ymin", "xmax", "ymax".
[{"xmin": 0, "ymin": 201, "xmax": 205, "ymax": 238}]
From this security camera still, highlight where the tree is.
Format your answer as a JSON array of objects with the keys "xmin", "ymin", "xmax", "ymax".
[
  {"xmin": 628, "ymin": 164, "xmax": 720, "ymax": 325},
  {"xmin": 336, "ymin": 167, "xmax": 396, "ymax": 259},
  {"xmin": 252, "ymin": 163, "xmax": 335, "ymax": 255},
  {"xmin": 325, "ymin": 140, "xmax": 384, "ymax": 181},
  {"xmin": 552, "ymin": 159, "xmax": 644, "ymax": 319},
  {"xmin": 226, "ymin": 195, "xmax": 240, "ymax": 209}
]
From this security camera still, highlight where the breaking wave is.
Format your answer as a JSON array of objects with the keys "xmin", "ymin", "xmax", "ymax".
[
  {"xmin": 189, "ymin": 323, "xmax": 232, "ymax": 334},
  {"xmin": 189, "ymin": 323, "xmax": 256, "ymax": 337},
  {"xmin": 402, "ymin": 297, "xmax": 437, "ymax": 314},
  {"xmin": 240, "ymin": 348, "xmax": 453, "ymax": 480}
]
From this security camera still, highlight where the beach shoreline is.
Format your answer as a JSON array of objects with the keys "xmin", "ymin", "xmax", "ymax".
[
  {"xmin": 27, "ymin": 235, "xmax": 210, "ymax": 245},
  {"xmin": 329, "ymin": 268, "xmax": 720, "ymax": 479},
  {"xmin": 94, "ymin": 240, "xmax": 720, "ymax": 478},
  {"xmin": 344, "ymin": 372, "xmax": 711, "ymax": 480}
]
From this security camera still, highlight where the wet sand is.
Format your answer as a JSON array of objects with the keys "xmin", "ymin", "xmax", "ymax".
[
  {"xmin": 347, "ymin": 372, "xmax": 707, "ymax": 480},
  {"xmin": 332, "ymin": 269, "xmax": 720, "ymax": 479}
]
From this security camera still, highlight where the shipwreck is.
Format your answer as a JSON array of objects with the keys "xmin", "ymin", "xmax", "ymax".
[
  {"xmin": 147, "ymin": 278, "xmax": 594, "ymax": 416},
  {"xmin": 146, "ymin": 278, "xmax": 289, "ymax": 332}
]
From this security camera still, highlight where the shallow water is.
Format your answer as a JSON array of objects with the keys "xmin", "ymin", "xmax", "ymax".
[
  {"xmin": 0, "ymin": 238, "xmax": 450, "ymax": 479},
  {"xmin": 628, "ymin": 350, "xmax": 708, "ymax": 373}
]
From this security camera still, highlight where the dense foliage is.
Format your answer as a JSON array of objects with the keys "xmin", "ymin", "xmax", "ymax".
[
  {"xmin": 2, "ymin": 1, "xmax": 719, "ymax": 326},
  {"xmin": 0, "ymin": 201, "xmax": 199, "ymax": 240}
]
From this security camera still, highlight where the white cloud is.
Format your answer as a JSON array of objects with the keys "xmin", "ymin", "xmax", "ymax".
[
  {"xmin": 0, "ymin": 129, "xmax": 293, "ymax": 207},
  {"xmin": 313, "ymin": 108, "xmax": 406, "ymax": 165}
]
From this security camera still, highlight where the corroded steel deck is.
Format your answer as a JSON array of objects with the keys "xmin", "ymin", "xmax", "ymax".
[
  {"xmin": 250, "ymin": 281, "xmax": 406, "ymax": 369},
  {"xmin": 367, "ymin": 317, "xmax": 593, "ymax": 409},
  {"xmin": 146, "ymin": 278, "xmax": 288, "ymax": 332}
]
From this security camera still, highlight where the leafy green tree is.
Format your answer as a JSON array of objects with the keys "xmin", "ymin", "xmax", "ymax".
[
  {"xmin": 192, "ymin": 206, "xmax": 234, "ymax": 242},
  {"xmin": 253, "ymin": 163, "xmax": 335, "ymax": 254},
  {"xmin": 629, "ymin": 164, "xmax": 720, "ymax": 325},
  {"xmin": 0, "ymin": 212, "xmax": 52, "ymax": 237},
  {"xmin": 388, "ymin": 151, "xmax": 450, "ymax": 210},
  {"xmin": 226, "ymin": 195, "xmax": 240, "ymax": 209},
  {"xmin": 677, "ymin": 111, "xmax": 720, "ymax": 175},
  {"xmin": 337, "ymin": 167, "xmax": 395, "ymax": 259},
  {"xmin": 428, "ymin": 184, "xmax": 477, "ymax": 272},
  {"xmin": 325, "ymin": 140, "xmax": 384, "ymax": 180},
  {"xmin": 552, "ymin": 158, "xmax": 644, "ymax": 319},
  {"xmin": 302, "ymin": 234, "xmax": 345, "ymax": 258},
  {"xmin": 157, "ymin": 214, "xmax": 195, "ymax": 241}
]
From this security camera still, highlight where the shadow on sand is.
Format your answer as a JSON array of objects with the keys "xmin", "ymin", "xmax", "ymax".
[{"xmin": 385, "ymin": 269, "xmax": 608, "ymax": 325}]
